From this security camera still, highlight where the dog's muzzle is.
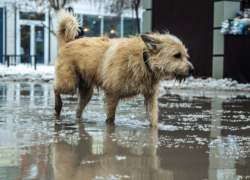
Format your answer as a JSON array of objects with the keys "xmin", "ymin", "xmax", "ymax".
[
  {"xmin": 188, "ymin": 67, "xmax": 195, "ymax": 75},
  {"xmin": 175, "ymin": 66, "xmax": 195, "ymax": 83}
]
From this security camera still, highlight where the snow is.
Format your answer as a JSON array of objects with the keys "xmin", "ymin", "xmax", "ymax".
[
  {"xmin": 115, "ymin": 156, "xmax": 126, "ymax": 160},
  {"xmin": 160, "ymin": 77, "xmax": 250, "ymax": 92},
  {"xmin": 0, "ymin": 64, "xmax": 54, "ymax": 82},
  {"xmin": 0, "ymin": 65, "xmax": 250, "ymax": 92}
]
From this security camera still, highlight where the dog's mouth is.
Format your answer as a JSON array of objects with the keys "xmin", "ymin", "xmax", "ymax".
[
  {"xmin": 174, "ymin": 74, "xmax": 190, "ymax": 83},
  {"xmin": 164, "ymin": 70, "xmax": 193, "ymax": 82}
]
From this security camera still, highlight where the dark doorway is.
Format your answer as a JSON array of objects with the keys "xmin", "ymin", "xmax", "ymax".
[
  {"xmin": 20, "ymin": 25, "xmax": 31, "ymax": 63},
  {"xmin": 152, "ymin": 0, "xmax": 213, "ymax": 77}
]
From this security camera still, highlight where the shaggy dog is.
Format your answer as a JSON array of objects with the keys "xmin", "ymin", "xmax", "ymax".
[{"xmin": 54, "ymin": 10, "xmax": 194, "ymax": 128}]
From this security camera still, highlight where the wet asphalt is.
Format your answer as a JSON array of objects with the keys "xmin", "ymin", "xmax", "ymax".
[{"xmin": 0, "ymin": 82, "xmax": 250, "ymax": 180}]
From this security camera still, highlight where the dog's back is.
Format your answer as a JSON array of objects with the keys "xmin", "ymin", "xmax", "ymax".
[{"xmin": 55, "ymin": 10, "xmax": 114, "ymax": 94}]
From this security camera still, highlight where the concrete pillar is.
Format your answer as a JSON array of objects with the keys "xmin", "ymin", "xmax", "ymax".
[
  {"xmin": 142, "ymin": 0, "xmax": 152, "ymax": 33},
  {"xmin": 6, "ymin": 5, "xmax": 15, "ymax": 55},
  {"xmin": 212, "ymin": 1, "xmax": 240, "ymax": 79}
]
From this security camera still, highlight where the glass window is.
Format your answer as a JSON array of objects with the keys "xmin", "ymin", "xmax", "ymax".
[
  {"xmin": 123, "ymin": 18, "xmax": 139, "ymax": 37},
  {"xmin": 104, "ymin": 16, "xmax": 121, "ymax": 38},
  {"xmin": 82, "ymin": 15, "xmax": 101, "ymax": 37},
  {"xmin": 20, "ymin": 12, "xmax": 45, "ymax": 21},
  {"xmin": 76, "ymin": 14, "xmax": 82, "ymax": 24}
]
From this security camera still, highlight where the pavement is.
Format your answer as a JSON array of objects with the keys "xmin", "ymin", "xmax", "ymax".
[{"xmin": 0, "ymin": 81, "xmax": 250, "ymax": 180}]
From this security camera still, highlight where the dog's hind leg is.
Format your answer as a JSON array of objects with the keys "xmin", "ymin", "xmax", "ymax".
[
  {"xmin": 105, "ymin": 95, "xmax": 119, "ymax": 123},
  {"xmin": 144, "ymin": 93, "xmax": 159, "ymax": 128},
  {"xmin": 53, "ymin": 62, "xmax": 78, "ymax": 117},
  {"xmin": 76, "ymin": 83, "xmax": 93, "ymax": 118},
  {"xmin": 54, "ymin": 88, "xmax": 62, "ymax": 117}
]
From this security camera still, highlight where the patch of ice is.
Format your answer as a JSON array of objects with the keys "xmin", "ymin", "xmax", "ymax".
[
  {"xmin": 81, "ymin": 160, "xmax": 95, "ymax": 164},
  {"xmin": 115, "ymin": 156, "xmax": 126, "ymax": 160},
  {"xmin": 159, "ymin": 124, "xmax": 178, "ymax": 131},
  {"xmin": 94, "ymin": 176, "xmax": 105, "ymax": 179}
]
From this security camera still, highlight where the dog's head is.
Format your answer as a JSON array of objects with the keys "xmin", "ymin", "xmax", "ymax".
[{"xmin": 141, "ymin": 33, "xmax": 194, "ymax": 82}]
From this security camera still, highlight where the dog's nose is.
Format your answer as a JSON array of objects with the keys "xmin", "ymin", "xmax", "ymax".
[{"xmin": 189, "ymin": 67, "xmax": 195, "ymax": 74}]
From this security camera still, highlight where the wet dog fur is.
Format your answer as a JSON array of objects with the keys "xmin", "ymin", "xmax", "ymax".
[{"xmin": 54, "ymin": 10, "xmax": 194, "ymax": 128}]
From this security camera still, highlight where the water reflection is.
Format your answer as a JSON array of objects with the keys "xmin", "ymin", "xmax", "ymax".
[
  {"xmin": 0, "ymin": 82, "xmax": 249, "ymax": 180},
  {"xmin": 53, "ymin": 123, "xmax": 172, "ymax": 180},
  {"xmin": 209, "ymin": 98, "xmax": 236, "ymax": 180}
]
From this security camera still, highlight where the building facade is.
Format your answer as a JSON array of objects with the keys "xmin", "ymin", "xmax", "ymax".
[{"xmin": 0, "ymin": 1, "xmax": 142, "ymax": 65}]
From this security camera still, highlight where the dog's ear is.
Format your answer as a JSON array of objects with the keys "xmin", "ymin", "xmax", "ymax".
[{"xmin": 141, "ymin": 34, "xmax": 160, "ymax": 53}]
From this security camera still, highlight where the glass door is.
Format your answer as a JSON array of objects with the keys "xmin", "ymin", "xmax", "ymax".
[
  {"xmin": 18, "ymin": 11, "xmax": 47, "ymax": 64},
  {"xmin": 20, "ymin": 25, "xmax": 45, "ymax": 64},
  {"xmin": 35, "ymin": 26, "xmax": 44, "ymax": 64},
  {"xmin": 20, "ymin": 25, "xmax": 31, "ymax": 63}
]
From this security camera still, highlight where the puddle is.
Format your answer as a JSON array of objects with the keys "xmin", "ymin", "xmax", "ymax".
[{"xmin": 0, "ymin": 82, "xmax": 250, "ymax": 180}]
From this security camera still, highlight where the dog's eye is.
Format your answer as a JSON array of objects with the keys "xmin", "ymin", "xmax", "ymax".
[{"xmin": 174, "ymin": 53, "xmax": 181, "ymax": 59}]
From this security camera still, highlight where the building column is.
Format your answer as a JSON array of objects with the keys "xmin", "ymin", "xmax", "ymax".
[
  {"xmin": 142, "ymin": 0, "xmax": 152, "ymax": 33},
  {"xmin": 213, "ymin": 0, "xmax": 240, "ymax": 79}
]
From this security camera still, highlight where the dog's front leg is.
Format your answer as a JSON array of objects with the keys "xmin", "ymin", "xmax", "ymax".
[
  {"xmin": 105, "ymin": 95, "xmax": 119, "ymax": 123},
  {"xmin": 54, "ymin": 88, "xmax": 62, "ymax": 117},
  {"xmin": 144, "ymin": 93, "xmax": 159, "ymax": 128}
]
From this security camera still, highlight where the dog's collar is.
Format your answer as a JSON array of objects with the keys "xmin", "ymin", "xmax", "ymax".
[{"xmin": 143, "ymin": 48, "xmax": 155, "ymax": 75}]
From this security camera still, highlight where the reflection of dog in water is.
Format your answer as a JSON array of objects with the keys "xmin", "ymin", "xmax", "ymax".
[
  {"xmin": 53, "ymin": 123, "xmax": 173, "ymax": 180},
  {"xmin": 53, "ymin": 10, "xmax": 194, "ymax": 128}
]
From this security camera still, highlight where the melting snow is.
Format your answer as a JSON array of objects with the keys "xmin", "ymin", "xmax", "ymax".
[
  {"xmin": 115, "ymin": 156, "xmax": 126, "ymax": 160},
  {"xmin": 1, "ymin": 65, "xmax": 250, "ymax": 92},
  {"xmin": 161, "ymin": 77, "xmax": 250, "ymax": 92},
  {"xmin": 0, "ymin": 64, "xmax": 54, "ymax": 82}
]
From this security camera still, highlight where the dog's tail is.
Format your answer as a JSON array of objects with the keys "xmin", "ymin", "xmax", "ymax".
[{"xmin": 56, "ymin": 9, "xmax": 80, "ymax": 46}]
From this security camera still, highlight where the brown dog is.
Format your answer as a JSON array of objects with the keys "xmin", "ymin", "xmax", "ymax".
[{"xmin": 54, "ymin": 10, "xmax": 194, "ymax": 128}]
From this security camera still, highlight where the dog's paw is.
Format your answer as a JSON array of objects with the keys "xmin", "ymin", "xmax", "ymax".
[
  {"xmin": 76, "ymin": 110, "xmax": 83, "ymax": 118},
  {"xmin": 106, "ymin": 118, "xmax": 115, "ymax": 123},
  {"xmin": 76, "ymin": 114, "xmax": 82, "ymax": 118},
  {"xmin": 150, "ymin": 123, "xmax": 158, "ymax": 129},
  {"xmin": 53, "ymin": 111, "xmax": 60, "ymax": 119}
]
